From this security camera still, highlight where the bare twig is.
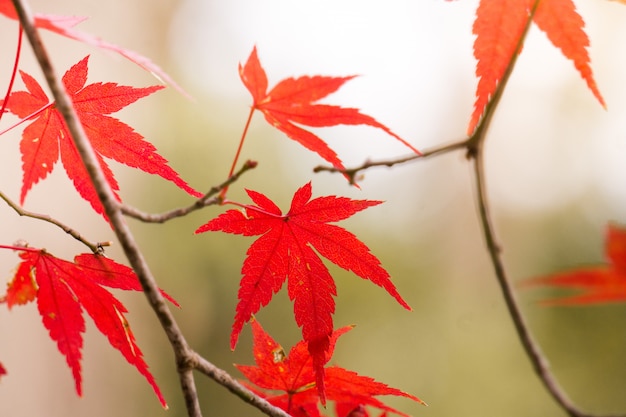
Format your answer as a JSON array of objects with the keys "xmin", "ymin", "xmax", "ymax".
[
  {"xmin": 313, "ymin": 138, "xmax": 468, "ymax": 183},
  {"xmin": 121, "ymin": 159, "xmax": 257, "ymax": 223},
  {"xmin": 471, "ymin": 145, "xmax": 616, "ymax": 417},
  {"xmin": 0, "ymin": 190, "xmax": 104, "ymax": 253},
  {"xmin": 11, "ymin": 2, "xmax": 290, "ymax": 417},
  {"xmin": 471, "ymin": 144, "xmax": 625, "ymax": 417}
]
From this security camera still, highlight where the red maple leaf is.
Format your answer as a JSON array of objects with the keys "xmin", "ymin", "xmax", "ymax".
[
  {"xmin": 468, "ymin": 0, "xmax": 605, "ymax": 135},
  {"xmin": 521, "ymin": 223, "xmax": 626, "ymax": 305},
  {"xmin": 239, "ymin": 47, "xmax": 421, "ymax": 174},
  {"xmin": 195, "ymin": 182, "xmax": 410, "ymax": 401},
  {"xmin": 0, "ymin": 0, "xmax": 186, "ymax": 95},
  {"xmin": 1, "ymin": 55, "xmax": 201, "ymax": 219},
  {"xmin": 2, "ymin": 247, "xmax": 177, "ymax": 406},
  {"xmin": 236, "ymin": 320, "xmax": 425, "ymax": 416}
]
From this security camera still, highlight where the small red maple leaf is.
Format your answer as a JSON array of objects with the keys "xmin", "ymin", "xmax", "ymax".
[
  {"xmin": 196, "ymin": 182, "xmax": 410, "ymax": 401},
  {"xmin": 521, "ymin": 223, "xmax": 626, "ymax": 305},
  {"xmin": 1, "ymin": 56, "xmax": 201, "ymax": 219},
  {"xmin": 239, "ymin": 47, "xmax": 421, "ymax": 175},
  {"xmin": 468, "ymin": 0, "xmax": 605, "ymax": 135},
  {"xmin": 0, "ymin": 0, "xmax": 186, "ymax": 95},
  {"xmin": 236, "ymin": 320, "xmax": 425, "ymax": 416},
  {"xmin": 2, "ymin": 247, "xmax": 177, "ymax": 406}
]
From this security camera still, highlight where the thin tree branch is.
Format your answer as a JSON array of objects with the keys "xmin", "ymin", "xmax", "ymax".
[
  {"xmin": 11, "ymin": 2, "xmax": 290, "ymax": 417},
  {"xmin": 313, "ymin": 138, "xmax": 468, "ymax": 183},
  {"xmin": 12, "ymin": 2, "xmax": 200, "ymax": 415},
  {"xmin": 177, "ymin": 367, "xmax": 203, "ymax": 417},
  {"xmin": 0, "ymin": 190, "xmax": 105, "ymax": 253},
  {"xmin": 472, "ymin": 147, "xmax": 610, "ymax": 417},
  {"xmin": 121, "ymin": 159, "xmax": 257, "ymax": 223}
]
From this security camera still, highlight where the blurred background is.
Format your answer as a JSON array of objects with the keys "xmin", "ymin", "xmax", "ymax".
[{"xmin": 0, "ymin": 0, "xmax": 625, "ymax": 416}]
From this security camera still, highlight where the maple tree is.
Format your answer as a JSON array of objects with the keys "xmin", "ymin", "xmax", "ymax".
[{"xmin": 0, "ymin": 0, "xmax": 624, "ymax": 417}]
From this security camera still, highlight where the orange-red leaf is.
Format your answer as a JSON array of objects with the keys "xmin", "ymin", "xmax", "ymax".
[
  {"xmin": 0, "ymin": 0, "xmax": 186, "ymax": 95},
  {"xmin": 468, "ymin": 0, "xmax": 605, "ymax": 135},
  {"xmin": 468, "ymin": 0, "xmax": 531, "ymax": 135},
  {"xmin": 4, "ymin": 249, "xmax": 176, "ymax": 406},
  {"xmin": 239, "ymin": 47, "xmax": 420, "ymax": 175},
  {"xmin": 236, "ymin": 320, "xmax": 424, "ymax": 416},
  {"xmin": 196, "ymin": 182, "xmax": 410, "ymax": 401},
  {"xmin": 2, "ymin": 56, "xmax": 201, "ymax": 220},
  {"xmin": 522, "ymin": 223, "xmax": 626, "ymax": 305}
]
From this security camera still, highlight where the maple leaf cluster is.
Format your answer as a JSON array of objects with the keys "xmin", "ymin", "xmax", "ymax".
[
  {"xmin": 0, "ymin": 0, "xmax": 422, "ymax": 407},
  {"xmin": 196, "ymin": 182, "xmax": 411, "ymax": 400},
  {"xmin": 237, "ymin": 320, "xmax": 425, "ymax": 417}
]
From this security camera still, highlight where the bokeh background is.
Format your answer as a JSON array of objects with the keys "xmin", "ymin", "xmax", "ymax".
[{"xmin": 0, "ymin": 0, "xmax": 625, "ymax": 416}]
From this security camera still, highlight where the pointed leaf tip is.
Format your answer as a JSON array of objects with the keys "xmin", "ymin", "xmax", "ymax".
[{"xmin": 533, "ymin": 0, "xmax": 605, "ymax": 108}]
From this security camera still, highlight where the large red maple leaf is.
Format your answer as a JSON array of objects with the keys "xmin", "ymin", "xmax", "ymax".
[
  {"xmin": 2, "ymin": 247, "xmax": 178, "ymax": 407},
  {"xmin": 522, "ymin": 223, "xmax": 626, "ymax": 305},
  {"xmin": 468, "ymin": 0, "xmax": 605, "ymax": 135},
  {"xmin": 1, "ymin": 55, "xmax": 201, "ymax": 219},
  {"xmin": 239, "ymin": 47, "xmax": 421, "ymax": 175},
  {"xmin": 0, "ymin": 0, "xmax": 186, "ymax": 95},
  {"xmin": 195, "ymin": 182, "xmax": 410, "ymax": 401},
  {"xmin": 236, "ymin": 320, "xmax": 425, "ymax": 417}
]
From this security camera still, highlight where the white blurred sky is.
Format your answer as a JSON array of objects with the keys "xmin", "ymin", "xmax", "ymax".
[{"xmin": 167, "ymin": 0, "xmax": 626, "ymax": 220}]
